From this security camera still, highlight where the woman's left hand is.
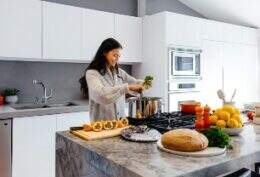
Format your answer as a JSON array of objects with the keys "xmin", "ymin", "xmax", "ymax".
[{"xmin": 128, "ymin": 84, "xmax": 144, "ymax": 93}]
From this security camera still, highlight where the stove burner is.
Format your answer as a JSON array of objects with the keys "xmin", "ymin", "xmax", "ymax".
[{"xmin": 128, "ymin": 112, "xmax": 196, "ymax": 134}]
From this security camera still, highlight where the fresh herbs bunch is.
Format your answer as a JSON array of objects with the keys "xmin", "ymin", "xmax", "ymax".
[
  {"xmin": 143, "ymin": 75, "xmax": 153, "ymax": 89},
  {"xmin": 202, "ymin": 127, "xmax": 232, "ymax": 149},
  {"xmin": 3, "ymin": 88, "xmax": 20, "ymax": 96}
]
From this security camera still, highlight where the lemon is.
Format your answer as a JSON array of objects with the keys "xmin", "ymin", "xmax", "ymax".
[
  {"xmin": 209, "ymin": 115, "xmax": 218, "ymax": 125},
  {"xmin": 214, "ymin": 108, "xmax": 222, "ymax": 114},
  {"xmin": 234, "ymin": 108, "xmax": 240, "ymax": 115},
  {"xmin": 216, "ymin": 120, "xmax": 227, "ymax": 128},
  {"xmin": 238, "ymin": 123, "xmax": 243, "ymax": 128},
  {"xmin": 217, "ymin": 110, "xmax": 230, "ymax": 122},
  {"xmin": 222, "ymin": 105, "xmax": 235, "ymax": 115},
  {"xmin": 227, "ymin": 119, "xmax": 239, "ymax": 128},
  {"xmin": 231, "ymin": 114, "xmax": 242, "ymax": 123}
]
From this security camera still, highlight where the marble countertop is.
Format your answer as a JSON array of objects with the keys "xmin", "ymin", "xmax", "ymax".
[
  {"xmin": 0, "ymin": 100, "xmax": 89, "ymax": 119},
  {"xmin": 56, "ymin": 124, "xmax": 260, "ymax": 177}
]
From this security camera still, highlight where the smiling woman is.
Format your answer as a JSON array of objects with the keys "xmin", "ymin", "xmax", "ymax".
[{"xmin": 79, "ymin": 38, "xmax": 144, "ymax": 121}]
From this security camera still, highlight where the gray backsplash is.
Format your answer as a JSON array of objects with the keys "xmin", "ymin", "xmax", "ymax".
[{"xmin": 0, "ymin": 61, "xmax": 131, "ymax": 103}]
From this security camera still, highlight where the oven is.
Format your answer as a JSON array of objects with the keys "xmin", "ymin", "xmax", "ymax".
[
  {"xmin": 169, "ymin": 46, "xmax": 202, "ymax": 80},
  {"xmin": 168, "ymin": 80, "xmax": 202, "ymax": 112}
]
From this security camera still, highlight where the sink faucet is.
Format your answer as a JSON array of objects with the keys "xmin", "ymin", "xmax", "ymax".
[{"xmin": 32, "ymin": 80, "xmax": 53, "ymax": 104}]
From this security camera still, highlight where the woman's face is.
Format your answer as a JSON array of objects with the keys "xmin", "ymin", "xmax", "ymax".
[{"xmin": 104, "ymin": 48, "xmax": 121, "ymax": 67}]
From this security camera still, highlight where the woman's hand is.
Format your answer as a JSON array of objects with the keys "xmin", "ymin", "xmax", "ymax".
[{"xmin": 128, "ymin": 84, "xmax": 144, "ymax": 93}]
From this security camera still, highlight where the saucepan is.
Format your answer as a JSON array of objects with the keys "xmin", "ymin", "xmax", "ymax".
[{"xmin": 127, "ymin": 96, "xmax": 163, "ymax": 118}]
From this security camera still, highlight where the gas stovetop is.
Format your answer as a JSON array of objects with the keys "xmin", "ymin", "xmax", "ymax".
[{"xmin": 128, "ymin": 112, "xmax": 196, "ymax": 134}]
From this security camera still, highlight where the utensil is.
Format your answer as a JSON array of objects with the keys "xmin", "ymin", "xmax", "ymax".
[
  {"xmin": 127, "ymin": 96, "xmax": 162, "ymax": 119},
  {"xmin": 217, "ymin": 89, "xmax": 226, "ymax": 102},
  {"xmin": 230, "ymin": 89, "xmax": 236, "ymax": 102}
]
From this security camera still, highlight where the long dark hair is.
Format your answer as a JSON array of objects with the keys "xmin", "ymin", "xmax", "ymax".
[{"xmin": 79, "ymin": 38, "xmax": 123, "ymax": 98}]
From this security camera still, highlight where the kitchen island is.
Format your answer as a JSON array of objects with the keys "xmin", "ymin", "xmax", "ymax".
[{"xmin": 56, "ymin": 124, "xmax": 260, "ymax": 177}]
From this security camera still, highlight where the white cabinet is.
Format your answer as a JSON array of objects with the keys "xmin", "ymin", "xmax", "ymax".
[
  {"xmin": 242, "ymin": 27, "xmax": 258, "ymax": 45},
  {"xmin": 166, "ymin": 13, "xmax": 202, "ymax": 47},
  {"xmin": 12, "ymin": 115, "xmax": 56, "ymax": 177},
  {"xmin": 56, "ymin": 112, "xmax": 90, "ymax": 131},
  {"xmin": 241, "ymin": 45, "xmax": 258, "ymax": 101},
  {"xmin": 201, "ymin": 40, "xmax": 223, "ymax": 109},
  {"xmin": 12, "ymin": 112, "xmax": 90, "ymax": 177},
  {"xmin": 222, "ymin": 43, "xmax": 245, "ymax": 107},
  {"xmin": 0, "ymin": 0, "xmax": 41, "ymax": 58},
  {"xmin": 222, "ymin": 23, "xmax": 243, "ymax": 43},
  {"xmin": 115, "ymin": 14, "xmax": 142, "ymax": 63},
  {"xmin": 43, "ymin": 2, "xmax": 82, "ymax": 60},
  {"xmin": 82, "ymin": 9, "xmax": 115, "ymax": 61},
  {"xmin": 202, "ymin": 20, "xmax": 223, "ymax": 41}
]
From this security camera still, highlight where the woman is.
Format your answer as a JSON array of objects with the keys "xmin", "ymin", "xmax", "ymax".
[{"xmin": 79, "ymin": 38, "xmax": 144, "ymax": 121}]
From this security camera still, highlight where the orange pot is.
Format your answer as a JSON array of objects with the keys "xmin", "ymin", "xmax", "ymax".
[
  {"xmin": 0, "ymin": 95, "xmax": 4, "ymax": 105},
  {"xmin": 180, "ymin": 102, "xmax": 201, "ymax": 114}
]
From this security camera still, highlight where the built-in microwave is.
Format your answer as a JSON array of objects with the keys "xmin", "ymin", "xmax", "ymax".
[{"xmin": 169, "ymin": 46, "xmax": 202, "ymax": 80}]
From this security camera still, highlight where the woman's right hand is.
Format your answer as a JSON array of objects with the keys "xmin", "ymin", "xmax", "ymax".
[{"xmin": 128, "ymin": 84, "xmax": 144, "ymax": 93}]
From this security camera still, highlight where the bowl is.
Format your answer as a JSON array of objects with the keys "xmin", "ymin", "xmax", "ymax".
[
  {"xmin": 224, "ymin": 126, "xmax": 245, "ymax": 136},
  {"xmin": 180, "ymin": 101, "xmax": 201, "ymax": 114}
]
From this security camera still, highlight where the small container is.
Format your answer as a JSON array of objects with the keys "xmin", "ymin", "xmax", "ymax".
[
  {"xmin": 0, "ymin": 95, "xmax": 4, "ymax": 105},
  {"xmin": 255, "ymin": 106, "xmax": 260, "ymax": 117},
  {"xmin": 223, "ymin": 101, "xmax": 236, "ymax": 107}
]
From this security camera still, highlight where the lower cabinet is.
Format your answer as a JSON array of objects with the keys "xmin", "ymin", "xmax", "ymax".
[{"xmin": 12, "ymin": 112, "xmax": 90, "ymax": 177}]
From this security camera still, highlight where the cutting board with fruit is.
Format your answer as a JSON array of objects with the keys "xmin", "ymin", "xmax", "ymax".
[{"xmin": 71, "ymin": 118, "xmax": 129, "ymax": 141}]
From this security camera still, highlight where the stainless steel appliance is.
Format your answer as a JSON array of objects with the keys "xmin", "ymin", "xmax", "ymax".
[
  {"xmin": 0, "ymin": 119, "xmax": 12, "ymax": 177},
  {"xmin": 169, "ymin": 46, "xmax": 202, "ymax": 80},
  {"xmin": 127, "ymin": 96, "xmax": 162, "ymax": 118}
]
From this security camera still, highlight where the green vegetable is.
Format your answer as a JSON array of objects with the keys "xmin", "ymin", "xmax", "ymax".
[
  {"xmin": 202, "ymin": 127, "xmax": 232, "ymax": 149},
  {"xmin": 143, "ymin": 75, "xmax": 153, "ymax": 89},
  {"xmin": 3, "ymin": 88, "xmax": 20, "ymax": 96}
]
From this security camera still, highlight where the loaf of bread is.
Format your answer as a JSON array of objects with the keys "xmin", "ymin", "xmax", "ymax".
[{"xmin": 161, "ymin": 129, "xmax": 208, "ymax": 152}]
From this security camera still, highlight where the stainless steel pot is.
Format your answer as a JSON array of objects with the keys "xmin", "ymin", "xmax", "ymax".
[{"xmin": 127, "ymin": 96, "xmax": 163, "ymax": 118}]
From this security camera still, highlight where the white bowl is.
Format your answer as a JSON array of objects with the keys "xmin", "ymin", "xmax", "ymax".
[{"xmin": 224, "ymin": 127, "xmax": 244, "ymax": 136}]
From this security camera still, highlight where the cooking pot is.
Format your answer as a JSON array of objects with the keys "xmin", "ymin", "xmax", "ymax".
[
  {"xmin": 127, "ymin": 96, "xmax": 163, "ymax": 118},
  {"xmin": 180, "ymin": 101, "xmax": 201, "ymax": 114}
]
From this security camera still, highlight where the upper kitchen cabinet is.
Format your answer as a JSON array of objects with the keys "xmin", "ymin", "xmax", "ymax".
[
  {"xmin": 222, "ymin": 23, "xmax": 243, "ymax": 44},
  {"xmin": 115, "ymin": 14, "xmax": 142, "ymax": 63},
  {"xmin": 42, "ymin": 2, "xmax": 82, "ymax": 60},
  {"xmin": 202, "ymin": 20, "xmax": 223, "ymax": 41},
  {"xmin": 82, "ymin": 9, "xmax": 114, "ymax": 61},
  {"xmin": 0, "ymin": 0, "xmax": 41, "ymax": 59},
  {"xmin": 242, "ymin": 27, "xmax": 258, "ymax": 45},
  {"xmin": 166, "ymin": 13, "xmax": 203, "ymax": 48}
]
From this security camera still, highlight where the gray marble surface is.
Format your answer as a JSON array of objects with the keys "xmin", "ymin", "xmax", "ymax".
[
  {"xmin": 56, "ymin": 124, "xmax": 260, "ymax": 177},
  {"xmin": 0, "ymin": 100, "xmax": 89, "ymax": 119}
]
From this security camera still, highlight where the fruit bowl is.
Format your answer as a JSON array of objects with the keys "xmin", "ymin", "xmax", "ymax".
[{"xmin": 223, "ymin": 126, "xmax": 245, "ymax": 136}]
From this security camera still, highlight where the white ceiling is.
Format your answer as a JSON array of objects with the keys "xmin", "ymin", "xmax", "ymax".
[{"xmin": 178, "ymin": 0, "xmax": 260, "ymax": 28}]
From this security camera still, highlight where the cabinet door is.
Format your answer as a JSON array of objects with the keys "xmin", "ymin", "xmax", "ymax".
[
  {"xmin": 201, "ymin": 40, "xmax": 223, "ymax": 109},
  {"xmin": 241, "ymin": 45, "xmax": 258, "ymax": 101},
  {"xmin": 242, "ymin": 27, "xmax": 258, "ymax": 45},
  {"xmin": 222, "ymin": 43, "xmax": 244, "ymax": 107},
  {"xmin": 43, "ymin": 2, "xmax": 82, "ymax": 60},
  {"xmin": 12, "ymin": 115, "xmax": 56, "ymax": 177},
  {"xmin": 202, "ymin": 20, "xmax": 223, "ymax": 41},
  {"xmin": 115, "ymin": 14, "xmax": 142, "ymax": 63},
  {"xmin": 166, "ymin": 13, "xmax": 202, "ymax": 47},
  {"xmin": 222, "ymin": 23, "xmax": 243, "ymax": 43},
  {"xmin": 56, "ymin": 112, "xmax": 90, "ymax": 131},
  {"xmin": 0, "ymin": 0, "xmax": 41, "ymax": 58},
  {"xmin": 82, "ymin": 9, "xmax": 115, "ymax": 61}
]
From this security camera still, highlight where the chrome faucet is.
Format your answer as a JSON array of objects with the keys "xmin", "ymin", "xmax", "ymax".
[{"xmin": 32, "ymin": 80, "xmax": 53, "ymax": 104}]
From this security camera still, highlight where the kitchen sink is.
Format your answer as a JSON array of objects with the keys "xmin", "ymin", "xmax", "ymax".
[{"xmin": 11, "ymin": 102, "xmax": 78, "ymax": 110}]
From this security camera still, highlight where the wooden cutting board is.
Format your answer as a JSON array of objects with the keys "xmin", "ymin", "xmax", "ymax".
[
  {"xmin": 71, "ymin": 127, "xmax": 128, "ymax": 141},
  {"xmin": 157, "ymin": 140, "xmax": 226, "ymax": 157}
]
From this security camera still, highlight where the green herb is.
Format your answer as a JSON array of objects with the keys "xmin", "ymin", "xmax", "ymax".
[
  {"xmin": 3, "ymin": 88, "xmax": 20, "ymax": 96},
  {"xmin": 202, "ymin": 127, "xmax": 232, "ymax": 149},
  {"xmin": 143, "ymin": 75, "xmax": 153, "ymax": 89}
]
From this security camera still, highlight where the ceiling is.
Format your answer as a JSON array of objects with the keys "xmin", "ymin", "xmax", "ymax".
[{"xmin": 178, "ymin": 0, "xmax": 260, "ymax": 28}]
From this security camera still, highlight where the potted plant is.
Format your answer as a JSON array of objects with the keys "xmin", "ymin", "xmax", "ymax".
[{"xmin": 3, "ymin": 88, "xmax": 20, "ymax": 104}]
